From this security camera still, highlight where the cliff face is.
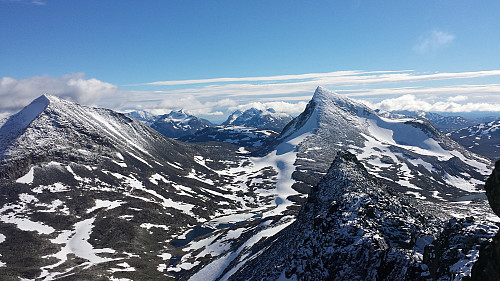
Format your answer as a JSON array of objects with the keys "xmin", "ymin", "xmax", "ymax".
[
  {"xmin": 485, "ymin": 160, "xmax": 500, "ymax": 217},
  {"xmin": 471, "ymin": 160, "xmax": 500, "ymax": 280}
]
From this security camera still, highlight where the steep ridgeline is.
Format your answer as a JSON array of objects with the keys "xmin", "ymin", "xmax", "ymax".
[
  {"xmin": 278, "ymin": 86, "xmax": 491, "ymax": 202},
  {"xmin": 150, "ymin": 109, "xmax": 213, "ymax": 139},
  {"xmin": 179, "ymin": 125, "xmax": 279, "ymax": 150},
  {"xmin": 228, "ymin": 151, "xmax": 498, "ymax": 281},
  {"xmin": 223, "ymin": 108, "xmax": 293, "ymax": 132},
  {"xmin": 0, "ymin": 95, "xmax": 279, "ymax": 280},
  {"xmin": 448, "ymin": 120, "xmax": 500, "ymax": 160}
]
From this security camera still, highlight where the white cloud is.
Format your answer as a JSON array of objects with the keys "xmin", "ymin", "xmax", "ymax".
[
  {"xmin": 372, "ymin": 94, "xmax": 500, "ymax": 112},
  {"xmin": 413, "ymin": 30, "xmax": 455, "ymax": 54},
  {"xmin": 0, "ymin": 73, "xmax": 118, "ymax": 112},
  {"xmin": 140, "ymin": 96, "xmax": 237, "ymax": 117},
  {"xmin": 447, "ymin": 95, "xmax": 468, "ymax": 102}
]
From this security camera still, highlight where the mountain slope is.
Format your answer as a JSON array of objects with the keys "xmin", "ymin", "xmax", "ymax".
[
  {"xmin": 0, "ymin": 95, "xmax": 275, "ymax": 280},
  {"xmin": 223, "ymin": 108, "xmax": 293, "ymax": 132},
  {"xmin": 150, "ymin": 109, "xmax": 213, "ymax": 139},
  {"xmin": 278, "ymin": 87, "xmax": 491, "ymax": 202},
  {"xmin": 448, "ymin": 120, "xmax": 500, "ymax": 160}
]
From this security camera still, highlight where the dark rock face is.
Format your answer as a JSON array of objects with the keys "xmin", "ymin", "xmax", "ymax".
[
  {"xmin": 471, "ymin": 233, "xmax": 500, "ymax": 281},
  {"xmin": 471, "ymin": 159, "xmax": 500, "ymax": 280},
  {"xmin": 485, "ymin": 160, "xmax": 500, "ymax": 217}
]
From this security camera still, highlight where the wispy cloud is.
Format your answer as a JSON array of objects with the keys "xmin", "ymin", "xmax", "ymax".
[
  {"xmin": 142, "ymin": 70, "xmax": 385, "ymax": 86},
  {"xmin": 141, "ymin": 70, "xmax": 500, "ymax": 91},
  {"xmin": 1, "ymin": 0, "xmax": 46, "ymax": 5},
  {"xmin": 2, "ymin": 70, "xmax": 500, "ymax": 122},
  {"xmin": 413, "ymin": 30, "xmax": 455, "ymax": 54}
]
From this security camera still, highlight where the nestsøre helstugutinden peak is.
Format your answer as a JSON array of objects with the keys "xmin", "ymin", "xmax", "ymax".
[{"xmin": 0, "ymin": 87, "xmax": 498, "ymax": 280}]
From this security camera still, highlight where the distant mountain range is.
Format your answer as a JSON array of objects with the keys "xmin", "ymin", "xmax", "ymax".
[
  {"xmin": 448, "ymin": 120, "xmax": 500, "ymax": 160},
  {"xmin": 126, "ymin": 107, "xmax": 292, "ymax": 142},
  {"xmin": 179, "ymin": 125, "xmax": 279, "ymax": 150},
  {"xmin": 149, "ymin": 109, "xmax": 213, "ymax": 139},
  {"xmin": 377, "ymin": 109, "xmax": 479, "ymax": 133},
  {"xmin": 222, "ymin": 107, "xmax": 293, "ymax": 132}
]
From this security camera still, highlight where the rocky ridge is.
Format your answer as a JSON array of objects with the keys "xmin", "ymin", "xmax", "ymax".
[{"xmin": 228, "ymin": 151, "xmax": 498, "ymax": 280}]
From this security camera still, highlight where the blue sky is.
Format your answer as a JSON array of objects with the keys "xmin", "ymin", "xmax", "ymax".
[{"xmin": 1, "ymin": 0, "xmax": 500, "ymax": 122}]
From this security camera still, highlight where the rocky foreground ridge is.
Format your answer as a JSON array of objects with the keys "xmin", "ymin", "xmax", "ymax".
[{"xmin": 228, "ymin": 151, "xmax": 498, "ymax": 280}]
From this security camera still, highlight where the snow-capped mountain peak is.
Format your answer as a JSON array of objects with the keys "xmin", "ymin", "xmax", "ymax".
[
  {"xmin": 161, "ymin": 109, "xmax": 192, "ymax": 122},
  {"xmin": 125, "ymin": 110, "xmax": 157, "ymax": 125},
  {"xmin": 0, "ymin": 94, "xmax": 70, "ymax": 159},
  {"xmin": 277, "ymin": 86, "xmax": 491, "ymax": 202},
  {"xmin": 223, "ymin": 107, "xmax": 293, "ymax": 132},
  {"xmin": 150, "ymin": 109, "xmax": 212, "ymax": 138}
]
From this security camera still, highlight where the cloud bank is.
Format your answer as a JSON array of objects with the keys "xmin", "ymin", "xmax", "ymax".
[
  {"xmin": 0, "ymin": 73, "xmax": 118, "ymax": 111},
  {"xmin": 370, "ymin": 94, "xmax": 500, "ymax": 113},
  {"xmin": 1, "ymin": 70, "xmax": 500, "ymax": 123}
]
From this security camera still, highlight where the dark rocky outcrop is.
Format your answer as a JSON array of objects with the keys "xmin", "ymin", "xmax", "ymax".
[{"xmin": 471, "ymin": 159, "xmax": 500, "ymax": 280}]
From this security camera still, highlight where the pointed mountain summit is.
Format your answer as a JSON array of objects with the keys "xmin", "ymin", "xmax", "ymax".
[
  {"xmin": 0, "ymin": 94, "xmax": 62, "ymax": 162},
  {"xmin": 277, "ymin": 86, "xmax": 491, "ymax": 201}
]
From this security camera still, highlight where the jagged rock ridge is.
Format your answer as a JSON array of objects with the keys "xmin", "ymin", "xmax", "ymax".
[{"xmin": 229, "ymin": 151, "xmax": 498, "ymax": 280}]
